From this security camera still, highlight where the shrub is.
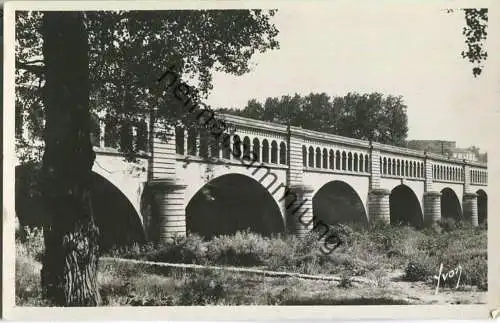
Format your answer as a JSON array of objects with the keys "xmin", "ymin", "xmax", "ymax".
[
  {"xmin": 179, "ymin": 271, "xmax": 227, "ymax": 305},
  {"xmin": 146, "ymin": 234, "xmax": 207, "ymax": 264},
  {"xmin": 15, "ymin": 240, "xmax": 48, "ymax": 306},
  {"xmin": 205, "ymin": 230, "xmax": 268, "ymax": 266},
  {"xmin": 322, "ymin": 223, "xmax": 354, "ymax": 251},
  {"xmin": 439, "ymin": 217, "xmax": 458, "ymax": 232},
  {"xmin": 404, "ymin": 255, "xmax": 437, "ymax": 282},
  {"xmin": 338, "ymin": 274, "xmax": 354, "ymax": 288},
  {"xmin": 461, "ymin": 256, "xmax": 487, "ymax": 291}
]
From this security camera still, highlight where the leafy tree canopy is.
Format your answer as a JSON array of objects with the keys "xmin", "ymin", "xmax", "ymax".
[
  {"xmin": 219, "ymin": 92, "xmax": 409, "ymax": 146},
  {"xmin": 446, "ymin": 8, "xmax": 488, "ymax": 77},
  {"xmin": 16, "ymin": 10, "xmax": 279, "ymax": 158}
]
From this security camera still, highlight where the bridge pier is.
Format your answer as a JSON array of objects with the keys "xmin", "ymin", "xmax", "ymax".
[
  {"xmin": 423, "ymin": 191, "xmax": 441, "ymax": 227},
  {"xmin": 368, "ymin": 188, "xmax": 390, "ymax": 225},
  {"xmin": 286, "ymin": 184, "xmax": 315, "ymax": 237},
  {"xmin": 463, "ymin": 193, "xmax": 479, "ymax": 227},
  {"xmin": 149, "ymin": 180, "xmax": 187, "ymax": 243}
]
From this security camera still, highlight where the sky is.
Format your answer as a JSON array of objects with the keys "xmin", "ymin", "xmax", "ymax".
[{"xmin": 205, "ymin": 3, "xmax": 498, "ymax": 151}]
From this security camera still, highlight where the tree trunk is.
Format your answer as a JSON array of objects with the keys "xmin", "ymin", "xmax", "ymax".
[{"xmin": 40, "ymin": 11, "xmax": 101, "ymax": 306}]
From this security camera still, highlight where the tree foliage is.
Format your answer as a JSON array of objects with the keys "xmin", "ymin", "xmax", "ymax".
[
  {"xmin": 462, "ymin": 9, "xmax": 488, "ymax": 77},
  {"xmin": 220, "ymin": 92, "xmax": 409, "ymax": 146},
  {"xmin": 16, "ymin": 10, "xmax": 279, "ymax": 156},
  {"xmin": 446, "ymin": 8, "xmax": 488, "ymax": 77},
  {"xmin": 16, "ymin": 9, "xmax": 279, "ymax": 306}
]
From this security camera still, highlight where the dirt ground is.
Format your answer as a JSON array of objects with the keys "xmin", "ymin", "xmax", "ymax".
[{"xmin": 271, "ymin": 269, "xmax": 487, "ymax": 305}]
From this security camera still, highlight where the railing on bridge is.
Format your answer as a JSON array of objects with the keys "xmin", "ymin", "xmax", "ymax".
[
  {"xmin": 470, "ymin": 167, "xmax": 488, "ymax": 185},
  {"xmin": 171, "ymin": 115, "xmax": 289, "ymax": 168},
  {"xmin": 295, "ymin": 127, "xmax": 371, "ymax": 176},
  {"xmin": 94, "ymin": 112, "xmax": 488, "ymax": 186}
]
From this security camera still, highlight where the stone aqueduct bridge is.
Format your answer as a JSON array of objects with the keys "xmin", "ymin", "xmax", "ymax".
[{"xmin": 92, "ymin": 114, "xmax": 488, "ymax": 243}]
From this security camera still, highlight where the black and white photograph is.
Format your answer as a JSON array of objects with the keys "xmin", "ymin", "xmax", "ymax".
[{"xmin": 3, "ymin": 0, "xmax": 499, "ymax": 320}]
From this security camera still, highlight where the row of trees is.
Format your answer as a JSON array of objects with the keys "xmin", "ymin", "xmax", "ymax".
[{"xmin": 219, "ymin": 92, "xmax": 409, "ymax": 146}]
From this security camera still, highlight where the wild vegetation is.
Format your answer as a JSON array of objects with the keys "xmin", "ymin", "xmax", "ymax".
[{"xmin": 16, "ymin": 220, "xmax": 487, "ymax": 306}]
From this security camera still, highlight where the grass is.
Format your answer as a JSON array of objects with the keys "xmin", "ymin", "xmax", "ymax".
[{"xmin": 16, "ymin": 221, "xmax": 487, "ymax": 306}]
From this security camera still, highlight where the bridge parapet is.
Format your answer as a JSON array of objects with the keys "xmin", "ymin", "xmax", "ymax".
[
  {"xmin": 172, "ymin": 114, "xmax": 290, "ymax": 166},
  {"xmin": 293, "ymin": 126, "xmax": 371, "ymax": 175},
  {"xmin": 94, "ymin": 111, "xmax": 488, "ymax": 189},
  {"xmin": 469, "ymin": 165, "xmax": 488, "ymax": 186}
]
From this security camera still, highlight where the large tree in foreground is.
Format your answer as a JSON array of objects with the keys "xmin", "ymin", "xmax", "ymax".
[
  {"xmin": 20, "ymin": 10, "xmax": 279, "ymax": 306},
  {"xmin": 40, "ymin": 11, "xmax": 100, "ymax": 306}
]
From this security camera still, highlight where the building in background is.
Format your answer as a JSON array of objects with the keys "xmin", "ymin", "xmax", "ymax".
[
  {"xmin": 406, "ymin": 140, "xmax": 486, "ymax": 162},
  {"xmin": 450, "ymin": 148, "xmax": 478, "ymax": 161}
]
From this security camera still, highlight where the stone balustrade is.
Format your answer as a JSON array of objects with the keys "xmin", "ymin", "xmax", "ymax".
[{"xmin": 96, "ymin": 113, "xmax": 488, "ymax": 189}]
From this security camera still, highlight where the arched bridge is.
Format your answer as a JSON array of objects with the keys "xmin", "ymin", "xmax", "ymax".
[
  {"xmin": 142, "ymin": 114, "xmax": 488, "ymax": 242},
  {"xmin": 30, "ymin": 113, "xmax": 485, "ymax": 245}
]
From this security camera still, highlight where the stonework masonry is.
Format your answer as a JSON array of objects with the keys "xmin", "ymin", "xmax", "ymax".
[{"xmin": 140, "ymin": 114, "xmax": 488, "ymax": 243}]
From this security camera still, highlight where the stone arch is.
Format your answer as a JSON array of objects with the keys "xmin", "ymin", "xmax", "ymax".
[
  {"xmin": 13, "ymin": 162, "xmax": 148, "ymax": 249},
  {"xmin": 441, "ymin": 187, "xmax": 463, "ymax": 221},
  {"xmin": 209, "ymin": 133, "xmax": 220, "ymax": 158},
  {"xmin": 388, "ymin": 158, "xmax": 392, "ymax": 175},
  {"xmin": 199, "ymin": 129, "xmax": 210, "ymax": 158},
  {"xmin": 279, "ymin": 142, "xmax": 287, "ymax": 165},
  {"xmin": 221, "ymin": 134, "xmax": 231, "ymax": 159},
  {"xmin": 353, "ymin": 153, "xmax": 359, "ymax": 172},
  {"xmin": 233, "ymin": 135, "xmax": 242, "ymax": 158},
  {"xmin": 263, "ymin": 139, "xmax": 270, "ymax": 163},
  {"xmin": 347, "ymin": 152, "xmax": 353, "ymax": 171},
  {"xmin": 383, "ymin": 157, "xmax": 387, "ymax": 175},
  {"xmin": 308, "ymin": 146, "xmax": 314, "ymax": 167},
  {"xmin": 271, "ymin": 140, "xmax": 278, "ymax": 163},
  {"xmin": 187, "ymin": 127, "xmax": 198, "ymax": 156},
  {"xmin": 389, "ymin": 184, "xmax": 423, "ymax": 228},
  {"xmin": 335, "ymin": 150, "xmax": 341, "ymax": 169},
  {"xmin": 91, "ymin": 172, "xmax": 146, "ymax": 248},
  {"xmin": 360, "ymin": 154, "xmax": 365, "ymax": 172},
  {"xmin": 185, "ymin": 173, "xmax": 285, "ymax": 238},
  {"xmin": 341, "ymin": 151, "xmax": 347, "ymax": 170},
  {"xmin": 477, "ymin": 189, "xmax": 487, "ymax": 225},
  {"xmin": 315, "ymin": 147, "xmax": 321, "ymax": 168},
  {"xmin": 175, "ymin": 126, "xmax": 185, "ymax": 155},
  {"xmin": 242, "ymin": 136, "xmax": 251, "ymax": 158},
  {"xmin": 392, "ymin": 158, "xmax": 396, "ymax": 175},
  {"xmin": 329, "ymin": 149, "xmax": 334, "ymax": 169},
  {"xmin": 313, "ymin": 180, "xmax": 368, "ymax": 227},
  {"xmin": 252, "ymin": 138, "xmax": 260, "ymax": 162}
]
